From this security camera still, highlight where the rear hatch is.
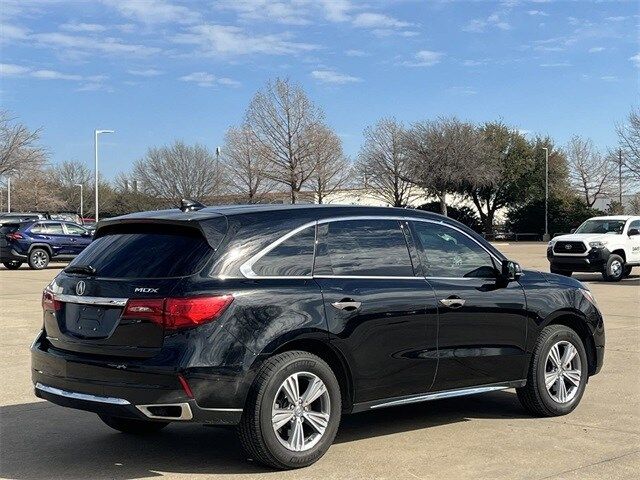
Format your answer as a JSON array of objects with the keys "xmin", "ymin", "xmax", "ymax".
[
  {"xmin": 43, "ymin": 219, "xmax": 227, "ymax": 358},
  {"xmin": 0, "ymin": 223, "xmax": 20, "ymax": 249}
]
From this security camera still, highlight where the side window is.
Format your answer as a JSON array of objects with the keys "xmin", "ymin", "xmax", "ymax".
[
  {"xmin": 629, "ymin": 220, "xmax": 640, "ymax": 231},
  {"xmin": 251, "ymin": 226, "xmax": 315, "ymax": 277},
  {"xmin": 315, "ymin": 219, "xmax": 414, "ymax": 277},
  {"xmin": 64, "ymin": 224, "xmax": 86, "ymax": 235},
  {"xmin": 29, "ymin": 223, "xmax": 46, "ymax": 234},
  {"xmin": 44, "ymin": 223, "xmax": 65, "ymax": 234},
  {"xmin": 412, "ymin": 222, "xmax": 496, "ymax": 278}
]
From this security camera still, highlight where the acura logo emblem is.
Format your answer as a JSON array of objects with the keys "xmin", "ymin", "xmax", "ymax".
[{"xmin": 76, "ymin": 281, "xmax": 86, "ymax": 296}]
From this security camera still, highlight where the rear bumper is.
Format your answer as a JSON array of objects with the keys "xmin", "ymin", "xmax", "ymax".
[
  {"xmin": 547, "ymin": 247, "xmax": 609, "ymax": 272},
  {"xmin": 0, "ymin": 246, "xmax": 27, "ymax": 262},
  {"xmin": 31, "ymin": 333, "xmax": 244, "ymax": 425}
]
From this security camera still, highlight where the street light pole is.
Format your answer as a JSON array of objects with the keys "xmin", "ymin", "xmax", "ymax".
[
  {"xmin": 94, "ymin": 129, "xmax": 114, "ymax": 222},
  {"xmin": 542, "ymin": 147, "xmax": 550, "ymax": 242},
  {"xmin": 6, "ymin": 178, "xmax": 10, "ymax": 213},
  {"xmin": 74, "ymin": 183, "xmax": 83, "ymax": 219}
]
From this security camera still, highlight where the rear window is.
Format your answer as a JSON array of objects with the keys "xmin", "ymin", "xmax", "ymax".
[
  {"xmin": 68, "ymin": 226, "xmax": 213, "ymax": 278},
  {"xmin": 0, "ymin": 224, "xmax": 20, "ymax": 235}
]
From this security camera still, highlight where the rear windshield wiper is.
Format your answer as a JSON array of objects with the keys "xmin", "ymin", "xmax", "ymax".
[{"xmin": 64, "ymin": 265, "xmax": 96, "ymax": 275}]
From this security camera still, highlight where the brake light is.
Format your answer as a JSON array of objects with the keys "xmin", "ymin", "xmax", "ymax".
[
  {"xmin": 6, "ymin": 232, "xmax": 23, "ymax": 240},
  {"xmin": 122, "ymin": 295, "xmax": 233, "ymax": 330},
  {"xmin": 42, "ymin": 290, "xmax": 62, "ymax": 311}
]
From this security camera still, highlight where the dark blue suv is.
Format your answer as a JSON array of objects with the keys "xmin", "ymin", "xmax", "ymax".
[{"xmin": 0, "ymin": 220, "xmax": 92, "ymax": 270}]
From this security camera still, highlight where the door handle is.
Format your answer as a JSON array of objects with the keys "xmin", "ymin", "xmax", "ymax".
[
  {"xmin": 439, "ymin": 296, "xmax": 466, "ymax": 309},
  {"xmin": 331, "ymin": 299, "xmax": 362, "ymax": 312}
]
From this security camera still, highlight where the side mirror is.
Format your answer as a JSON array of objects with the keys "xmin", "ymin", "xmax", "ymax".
[
  {"xmin": 570, "ymin": 228, "xmax": 576, "ymax": 234},
  {"xmin": 81, "ymin": 231, "xmax": 92, "ymax": 237},
  {"xmin": 629, "ymin": 228, "xmax": 640, "ymax": 237},
  {"xmin": 501, "ymin": 259, "xmax": 522, "ymax": 282}
]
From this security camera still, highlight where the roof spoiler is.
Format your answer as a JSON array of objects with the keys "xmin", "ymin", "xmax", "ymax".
[{"xmin": 180, "ymin": 199, "xmax": 206, "ymax": 212}]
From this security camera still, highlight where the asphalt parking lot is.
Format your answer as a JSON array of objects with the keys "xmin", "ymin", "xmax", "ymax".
[{"xmin": 0, "ymin": 243, "xmax": 638, "ymax": 480}]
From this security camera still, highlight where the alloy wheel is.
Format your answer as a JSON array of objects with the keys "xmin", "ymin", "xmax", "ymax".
[
  {"xmin": 610, "ymin": 260, "xmax": 622, "ymax": 277},
  {"xmin": 545, "ymin": 340, "xmax": 582, "ymax": 403},
  {"xmin": 271, "ymin": 372, "xmax": 331, "ymax": 452},
  {"xmin": 32, "ymin": 251, "xmax": 48, "ymax": 268}
]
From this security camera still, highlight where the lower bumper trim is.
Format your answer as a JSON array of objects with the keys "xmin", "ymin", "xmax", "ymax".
[{"xmin": 35, "ymin": 382, "xmax": 130, "ymax": 405}]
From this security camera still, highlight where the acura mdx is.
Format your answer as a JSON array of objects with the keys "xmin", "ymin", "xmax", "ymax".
[{"xmin": 31, "ymin": 204, "xmax": 605, "ymax": 469}]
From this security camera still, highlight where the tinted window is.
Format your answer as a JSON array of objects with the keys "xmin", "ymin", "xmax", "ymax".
[
  {"xmin": 575, "ymin": 219, "xmax": 625, "ymax": 234},
  {"xmin": 629, "ymin": 220, "xmax": 640, "ymax": 230},
  {"xmin": 252, "ymin": 226, "xmax": 315, "ymax": 276},
  {"xmin": 68, "ymin": 228, "xmax": 213, "ymax": 278},
  {"xmin": 0, "ymin": 223, "xmax": 19, "ymax": 235},
  {"xmin": 64, "ymin": 224, "xmax": 86, "ymax": 235},
  {"xmin": 315, "ymin": 220, "xmax": 414, "ymax": 276},
  {"xmin": 413, "ymin": 222, "xmax": 495, "ymax": 278}
]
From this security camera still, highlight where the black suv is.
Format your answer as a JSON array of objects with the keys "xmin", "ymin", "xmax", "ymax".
[{"xmin": 32, "ymin": 204, "xmax": 605, "ymax": 469}]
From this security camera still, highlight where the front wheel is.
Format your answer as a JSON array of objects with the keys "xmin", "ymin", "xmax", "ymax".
[
  {"xmin": 238, "ymin": 351, "xmax": 341, "ymax": 470},
  {"xmin": 622, "ymin": 265, "xmax": 633, "ymax": 278},
  {"xmin": 98, "ymin": 414, "xmax": 168, "ymax": 434},
  {"xmin": 2, "ymin": 261, "xmax": 22, "ymax": 270},
  {"xmin": 602, "ymin": 254, "xmax": 624, "ymax": 282},
  {"xmin": 517, "ymin": 325, "xmax": 588, "ymax": 417}
]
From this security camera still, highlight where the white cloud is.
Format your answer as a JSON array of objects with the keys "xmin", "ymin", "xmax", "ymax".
[
  {"xmin": 345, "ymin": 49, "xmax": 368, "ymax": 57},
  {"xmin": 179, "ymin": 72, "xmax": 240, "ymax": 87},
  {"xmin": 631, "ymin": 53, "xmax": 640, "ymax": 67},
  {"xmin": 605, "ymin": 16, "xmax": 627, "ymax": 22},
  {"xmin": 588, "ymin": 46, "xmax": 605, "ymax": 53},
  {"xmin": 447, "ymin": 86, "xmax": 477, "ymax": 96},
  {"xmin": 30, "ymin": 69, "xmax": 83, "ymax": 81},
  {"xmin": 60, "ymin": 22, "xmax": 107, "ymax": 32},
  {"xmin": 311, "ymin": 69, "xmax": 361, "ymax": 84},
  {"xmin": 464, "ymin": 10, "xmax": 512, "ymax": 32},
  {"xmin": 0, "ymin": 23, "xmax": 29, "ymax": 41},
  {"xmin": 402, "ymin": 50, "xmax": 444, "ymax": 67},
  {"xmin": 217, "ymin": 0, "xmax": 353, "ymax": 25},
  {"xmin": 1, "ymin": 63, "xmax": 107, "ymax": 88},
  {"xmin": 527, "ymin": 10, "xmax": 548, "ymax": 17},
  {"xmin": 600, "ymin": 75, "xmax": 618, "ymax": 82},
  {"xmin": 352, "ymin": 13, "xmax": 411, "ymax": 29},
  {"xmin": 539, "ymin": 62, "xmax": 572, "ymax": 67},
  {"xmin": 0, "ymin": 63, "xmax": 30, "ymax": 76},
  {"xmin": 462, "ymin": 59, "xmax": 487, "ymax": 67},
  {"xmin": 320, "ymin": 0, "xmax": 352, "ymax": 22},
  {"xmin": 32, "ymin": 32, "xmax": 161, "ymax": 56},
  {"xmin": 128, "ymin": 68, "xmax": 164, "ymax": 77},
  {"xmin": 173, "ymin": 25, "xmax": 318, "ymax": 56},
  {"xmin": 102, "ymin": 0, "xmax": 200, "ymax": 24}
]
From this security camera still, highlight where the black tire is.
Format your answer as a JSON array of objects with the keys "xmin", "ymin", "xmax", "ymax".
[
  {"xmin": 622, "ymin": 265, "xmax": 633, "ymax": 278},
  {"xmin": 28, "ymin": 248, "xmax": 50, "ymax": 270},
  {"xmin": 238, "ymin": 351, "xmax": 341, "ymax": 470},
  {"xmin": 2, "ymin": 261, "xmax": 22, "ymax": 270},
  {"xmin": 517, "ymin": 325, "xmax": 588, "ymax": 417},
  {"xmin": 98, "ymin": 414, "xmax": 168, "ymax": 434},
  {"xmin": 602, "ymin": 254, "xmax": 624, "ymax": 282},
  {"xmin": 550, "ymin": 268, "xmax": 572, "ymax": 277}
]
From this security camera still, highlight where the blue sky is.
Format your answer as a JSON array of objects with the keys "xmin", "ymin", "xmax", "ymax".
[{"xmin": 1, "ymin": 0, "xmax": 638, "ymax": 179}]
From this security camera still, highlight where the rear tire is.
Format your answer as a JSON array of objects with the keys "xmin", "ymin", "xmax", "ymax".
[
  {"xmin": 238, "ymin": 351, "xmax": 341, "ymax": 470},
  {"xmin": 98, "ymin": 414, "xmax": 168, "ymax": 434},
  {"xmin": 602, "ymin": 254, "xmax": 624, "ymax": 282},
  {"xmin": 622, "ymin": 265, "xmax": 633, "ymax": 278},
  {"xmin": 550, "ymin": 267, "xmax": 572, "ymax": 277},
  {"xmin": 2, "ymin": 261, "xmax": 22, "ymax": 270},
  {"xmin": 517, "ymin": 325, "xmax": 588, "ymax": 417},
  {"xmin": 28, "ymin": 248, "xmax": 50, "ymax": 270}
]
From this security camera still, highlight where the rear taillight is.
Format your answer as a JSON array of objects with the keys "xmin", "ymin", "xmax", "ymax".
[
  {"xmin": 6, "ymin": 232, "xmax": 23, "ymax": 241},
  {"xmin": 42, "ymin": 290, "xmax": 62, "ymax": 311},
  {"xmin": 122, "ymin": 295, "xmax": 233, "ymax": 330}
]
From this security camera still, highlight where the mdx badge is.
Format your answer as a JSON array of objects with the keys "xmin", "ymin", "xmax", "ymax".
[
  {"xmin": 75, "ymin": 281, "xmax": 86, "ymax": 296},
  {"xmin": 134, "ymin": 287, "xmax": 159, "ymax": 293}
]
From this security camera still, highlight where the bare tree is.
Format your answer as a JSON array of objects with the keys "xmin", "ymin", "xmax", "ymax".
[
  {"xmin": 245, "ymin": 78, "xmax": 324, "ymax": 203},
  {"xmin": 404, "ymin": 117, "xmax": 489, "ymax": 216},
  {"xmin": 7, "ymin": 170, "xmax": 64, "ymax": 212},
  {"xmin": 0, "ymin": 110, "xmax": 47, "ymax": 177},
  {"xmin": 222, "ymin": 125, "xmax": 275, "ymax": 203},
  {"xmin": 616, "ymin": 107, "xmax": 640, "ymax": 181},
  {"xmin": 565, "ymin": 136, "xmax": 614, "ymax": 207},
  {"xmin": 132, "ymin": 141, "xmax": 224, "ymax": 202},
  {"xmin": 309, "ymin": 124, "xmax": 351, "ymax": 204},
  {"xmin": 356, "ymin": 118, "xmax": 414, "ymax": 207},
  {"xmin": 48, "ymin": 160, "xmax": 92, "ymax": 212}
]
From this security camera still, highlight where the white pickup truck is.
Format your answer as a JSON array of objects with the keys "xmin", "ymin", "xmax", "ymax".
[{"xmin": 547, "ymin": 215, "xmax": 640, "ymax": 281}]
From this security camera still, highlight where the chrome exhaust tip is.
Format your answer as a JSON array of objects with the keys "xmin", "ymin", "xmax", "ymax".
[{"xmin": 136, "ymin": 402, "xmax": 193, "ymax": 421}]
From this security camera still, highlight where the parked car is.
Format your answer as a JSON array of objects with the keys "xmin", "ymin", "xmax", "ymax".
[
  {"xmin": 547, "ymin": 215, "xmax": 640, "ymax": 281},
  {"xmin": 48, "ymin": 212, "xmax": 83, "ymax": 224},
  {"xmin": 1, "ymin": 220, "xmax": 93, "ymax": 270},
  {"xmin": 0, "ymin": 212, "xmax": 46, "ymax": 225},
  {"xmin": 32, "ymin": 204, "xmax": 605, "ymax": 469}
]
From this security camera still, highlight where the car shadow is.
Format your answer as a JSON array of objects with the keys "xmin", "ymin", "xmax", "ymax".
[
  {"xmin": 0, "ymin": 391, "xmax": 528, "ymax": 479},
  {"xmin": 573, "ymin": 273, "xmax": 640, "ymax": 284}
]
